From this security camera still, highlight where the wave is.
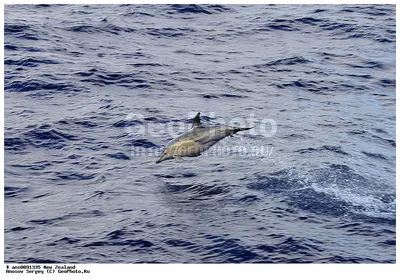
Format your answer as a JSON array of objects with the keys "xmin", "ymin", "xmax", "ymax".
[
  {"xmin": 75, "ymin": 68, "xmax": 175, "ymax": 90},
  {"xmin": 4, "ymin": 186, "xmax": 29, "ymax": 198},
  {"xmin": 4, "ymin": 23, "xmax": 44, "ymax": 41},
  {"xmin": 5, "ymin": 127, "xmax": 77, "ymax": 151},
  {"xmin": 295, "ymin": 145, "xmax": 349, "ymax": 155},
  {"xmin": 252, "ymin": 56, "xmax": 310, "ymax": 68},
  {"xmin": 64, "ymin": 23, "xmax": 135, "ymax": 35},
  {"xmin": 4, "ymin": 78, "xmax": 82, "ymax": 96},
  {"xmin": 246, "ymin": 164, "xmax": 395, "ymax": 223},
  {"xmin": 5, "ymin": 57, "xmax": 59, "ymax": 67},
  {"xmin": 168, "ymin": 4, "xmax": 229, "ymax": 15}
]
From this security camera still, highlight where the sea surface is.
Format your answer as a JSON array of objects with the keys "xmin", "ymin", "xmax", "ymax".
[{"xmin": 4, "ymin": 4, "xmax": 396, "ymax": 263}]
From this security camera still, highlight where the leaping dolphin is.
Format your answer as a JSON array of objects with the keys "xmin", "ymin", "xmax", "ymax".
[{"xmin": 156, "ymin": 112, "xmax": 252, "ymax": 163}]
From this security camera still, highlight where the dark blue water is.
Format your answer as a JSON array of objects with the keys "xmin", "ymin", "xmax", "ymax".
[{"xmin": 4, "ymin": 4, "xmax": 395, "ymax": 263}]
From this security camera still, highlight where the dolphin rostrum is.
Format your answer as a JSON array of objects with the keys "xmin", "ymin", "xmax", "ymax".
[{"xmin": 156, "ymin": 112, "xmax": 252, "ymax": 163}]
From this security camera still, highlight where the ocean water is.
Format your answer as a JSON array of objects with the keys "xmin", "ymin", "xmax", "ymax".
[{"xmin": 4, "ymin": 4, "xmax": 395, "ymax": 263}]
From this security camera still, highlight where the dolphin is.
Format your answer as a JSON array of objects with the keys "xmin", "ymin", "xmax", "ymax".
[{"xmin": 156, "ymin": 112, "xmax": 252, "ymax": 163}]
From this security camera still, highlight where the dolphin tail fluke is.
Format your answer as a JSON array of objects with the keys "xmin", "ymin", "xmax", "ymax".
[{"xmin": 233, "ymin": 127, "xmax": 253, "ymax": 133}]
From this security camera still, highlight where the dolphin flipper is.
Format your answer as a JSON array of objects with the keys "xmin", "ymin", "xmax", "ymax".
[{"xmin": 174, "ymin": 156, "xmax": 185, "ymax": 162}]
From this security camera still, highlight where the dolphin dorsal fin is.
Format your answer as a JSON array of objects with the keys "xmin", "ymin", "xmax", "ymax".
[{"xmin": 191, "ymin": 112, "xmax": 202, "ymax": 128}]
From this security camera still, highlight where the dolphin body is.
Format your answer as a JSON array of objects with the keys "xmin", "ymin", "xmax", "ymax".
[{"xmin": 156, "ymin": 112, "xmax": 252, "ymax": 163}]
